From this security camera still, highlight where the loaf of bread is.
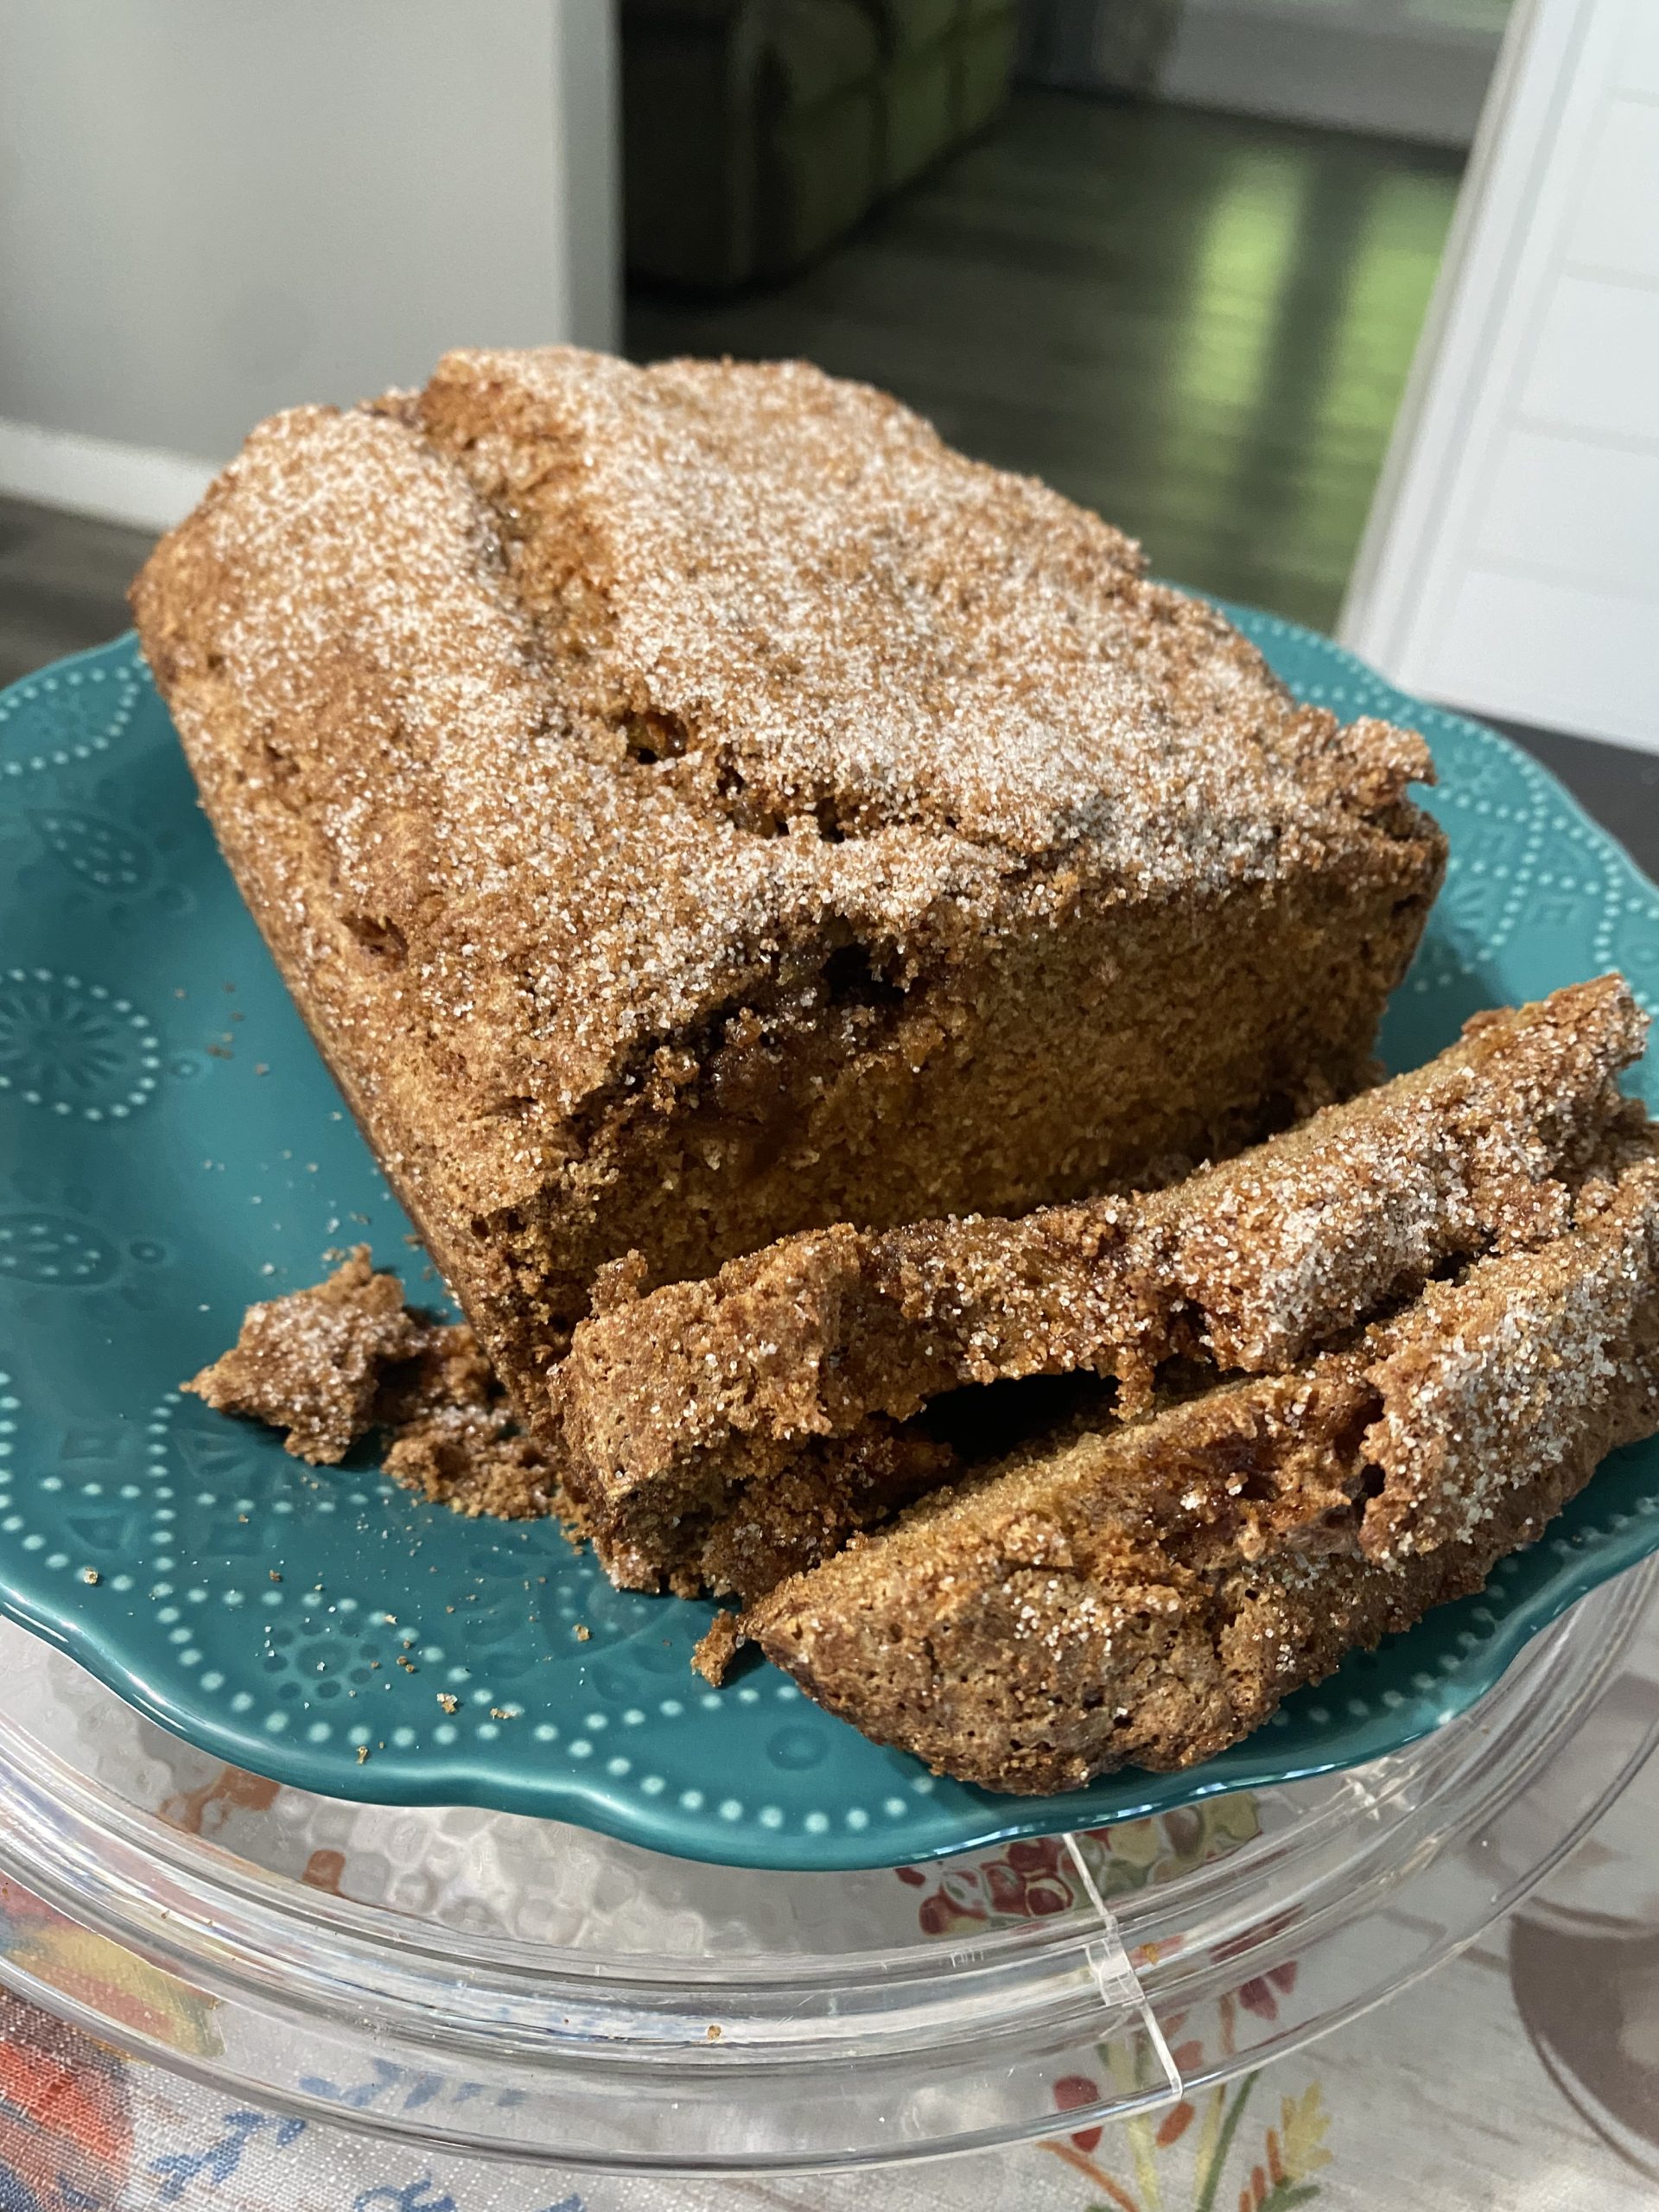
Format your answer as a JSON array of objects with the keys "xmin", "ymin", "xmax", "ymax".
[
  {"xmin": 744, "ymin": 1149, "xmax": 1659, "ymax": 1790},
  {"xmin": 131, "ymin": 348, "xmax": 1441, "ymax": 1439},
  {"xmin": 556, "ymin": 977, "xmax": 1646, "ymax": 1598}
]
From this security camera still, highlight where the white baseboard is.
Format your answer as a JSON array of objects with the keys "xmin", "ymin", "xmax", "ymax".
[
  {"xmin": 0, "ymin": 417, "xmax": 220, "ymax": 532},
  {"xmin": 1160, "ymin": 0, "xmax": 1506, "ymax": 148}
]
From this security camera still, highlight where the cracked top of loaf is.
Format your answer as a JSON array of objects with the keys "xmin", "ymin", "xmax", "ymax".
[{"xmin": 132, "ymin": 347, "xmax": 1434, "ymax": 1193}]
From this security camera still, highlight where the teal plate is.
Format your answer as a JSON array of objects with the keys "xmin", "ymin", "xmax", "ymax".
[{"xmin": 3, "ymin": 616, "xmax": 1659, "ymax": 1872}]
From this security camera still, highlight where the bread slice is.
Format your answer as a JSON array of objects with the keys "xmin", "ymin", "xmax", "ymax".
[
  {"xmin": 131, "ymin": 347, "xmax": 1440, "ymax": 1441},
  {"xmin": 743, "ymin": 1154, "xmax": 1659, "ymax": 1792},
  {"xmin": 556, "ymin": 977, "xmax": 1645, "ymax": 1596}
]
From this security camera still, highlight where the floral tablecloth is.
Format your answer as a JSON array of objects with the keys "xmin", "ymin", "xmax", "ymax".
[{"xmin": 3, "ymin": 1643, "xmax": 1656, "ymax": 2212}]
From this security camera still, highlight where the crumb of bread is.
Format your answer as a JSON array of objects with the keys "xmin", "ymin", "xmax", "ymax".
[
  {"xmin": 187, "ymin": 1249, "xmax": 559, "ymax": 1515},
  {"xmin": 691, "ymin": 1611, "xmax": 743, "ymax": 1687},
  {"xmin": 185, "ymin": 1247, "xmax": 423, "ymax": 1462},
  {"xmin": 383, "ymin": 1404, "xmax": 556, "ymax": 1518}
]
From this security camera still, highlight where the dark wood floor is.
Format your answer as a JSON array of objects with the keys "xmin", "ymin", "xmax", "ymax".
[
  {"xmin": 628, "ymin": 89, "xmax": 1465, "ymax": 632},
  {"xmin": 0, "ymin": 493, "xmax": 155, "ymax": 692}
]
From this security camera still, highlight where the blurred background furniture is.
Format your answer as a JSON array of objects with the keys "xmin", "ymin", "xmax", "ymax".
[{"xmin": 622, "ymin": 0, "xmax": 1020, "ymax": 289}]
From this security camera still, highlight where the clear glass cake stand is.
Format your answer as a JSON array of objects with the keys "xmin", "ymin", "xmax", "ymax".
[{"xmin": 0, "ymin": 1573, "xmax": 1654, "ymax": 2177}]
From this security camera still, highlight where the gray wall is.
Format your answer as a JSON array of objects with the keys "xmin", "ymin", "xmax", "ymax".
[{"xmin": 0, "ymin": 0, "xmax": 618, "ymax": 474}]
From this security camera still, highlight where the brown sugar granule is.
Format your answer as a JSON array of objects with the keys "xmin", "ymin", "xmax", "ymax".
[
  {"xmin": 556, "ymin": 978, "xmax": 1645, "ymax": 1599},
  {"xmin": 690, "ymin": 1611, "xmax": 743, "ymax": 1688},
  {"xmin": 133, "ymin": 346, "xmax": 1442, "ymax": 1449},
  {"xmin": 746, "ymin": 1153, "xmax": 1659, "ymax": 1793}
]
